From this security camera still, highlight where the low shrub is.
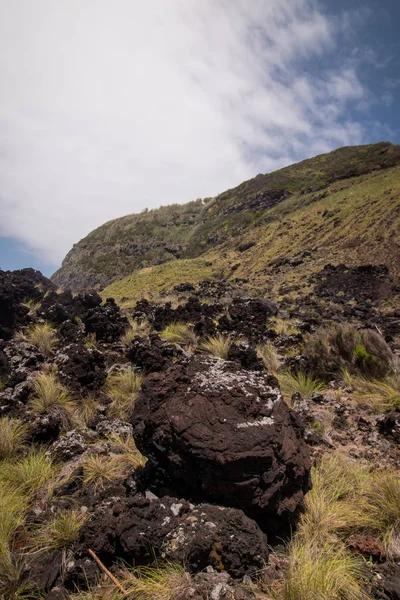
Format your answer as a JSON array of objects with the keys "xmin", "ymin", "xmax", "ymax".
[{"xmin": 304, "ymin": 324, "xmax": 394, "ymax": 380}]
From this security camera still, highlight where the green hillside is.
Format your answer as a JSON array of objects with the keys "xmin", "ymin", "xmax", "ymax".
[
  {"xmin": 103, "ymin": 163, "xmax": 400, "ymax": 306},
  {"xmin": 52, "ymin": 142, "xmax": 400, "ymax": 296}
]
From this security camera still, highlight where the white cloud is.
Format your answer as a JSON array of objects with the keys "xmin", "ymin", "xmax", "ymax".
[{"xmin": 0, "ymin": 0, "xmax": 378, "ymax": 268}]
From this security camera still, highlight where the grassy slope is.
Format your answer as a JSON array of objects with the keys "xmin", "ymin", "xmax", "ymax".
[
  {"xmin": 104, "ymin": 165, "xmax": 400, "ymax": 307},
  {"xmin": 53, "ymin": 142, "xmax": 400, "ymax": 291}
]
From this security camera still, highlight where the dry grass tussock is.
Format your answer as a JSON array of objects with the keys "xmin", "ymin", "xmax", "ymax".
[
  {"xmin": 22, "ymin": 297, "xmax": 41, "ymax": 317},
  {"xmin": 343, "ymin": 370, "xmax": 400, "ymax": 412},
  {"xmin": 278, "ymin": 370, "xmax": 326, "ymax": 402},
  {"xmin": 83, "ymin": 437, "xmax": 146, "ymax": 490},
  {"xmin": 0, "ymin": 488, "xmax": 30, "ymax": 595},
  {"xmin": 77, "ymin": 394, "xmax": 101, "ymax": 427},
  {"xmin": 269, "ymin": 318, "xmax": 301, "ymax": 336},
  {"xmin": 0, "ymin": 448, "xmax": 58, "ymax": 496},
  {"xmin": 32, "ymin": 508, "xmax": 87, "ymax": 551},
  {"xmin": 105, "ymin": 367, "xmax": 143, "ymax": 420},
  {"xmin": 160, "ymin": 322, "xmax": 198, "ymax": 350},
  {"xmin": 121, "ymin": 318, "xmax": 151, "ymax": 345},
  {"xmin": 274, "ymin": 540, "xmax": 370, "ymax": 600},
  {"xmin": 297, "ymin": 454, "xmax": 364, "ymax": 544},
  {"xmin": 119, "ymin": 563, "xmax": 192, "ymax": 600},
  {"xmin": 199, "ymin": 334, "xmax": 231, "ymax": 359},
  {"xmin": 29, "ymin": 370, "xmax": 77, "ymax": 429},
  {"xmin": 0, "ymin": 450, "xmax": 59, "ymax": 599},
  {"xmin": 15, "ymin": 322, "xmax": 58, "ymax": 357},
  {"xmin": 68, "ymin": 563, "xmax": 191, "ymax": 600},
  {"xmin": 358, "ymin": 467, "xmax": 400, "ymax": 558},
  {"xmin": 268, "ymin": 454, "xmax": 400, "ymax": 600},
  {"xmin": 0, "ymin": 417, "xmax": 29, "ymax": 461},
  {"xmin": 257, "ymin": 342, "xmax": 281, "ymax": 374}
]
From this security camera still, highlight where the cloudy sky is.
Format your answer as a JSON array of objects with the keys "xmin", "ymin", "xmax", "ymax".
[{"xmin": 0, "ymin": 0, "xmax": 399, "ymax": 276}]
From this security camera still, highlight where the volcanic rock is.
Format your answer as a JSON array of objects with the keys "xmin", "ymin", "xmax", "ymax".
[
  {"xmin": 132, "ymin": 356, "xmax": 311, "ymax": 532},
  {"xmin": 375, "ymin": 563, "xmax": 400, "ymax": 600},
  {"xmin": 377, "ymin": 410, "xmax": 400, "ymax": 443},
  {"xmin": 218, "ymin": 297, "xmax": 278, "ymax": 343},
  {"xmin": 81, "ymin": 297, "xmax": 128, "ymax": 343},
  {"xmin": 78, "ymin": 494, "xmax": 268, "ymax": 577},
  {"xmin": 0, "ymin": 268, "xmax": 54, "ymax": 339},
  {"xmin": 126, "ymin": 333, "xmax": 182, "ymax": 372},
  {"xmin": 56, "ymin": 343, "xmax": 106, "ymax": 392},
  {"xmin": 0, "ymin": 342, "xmax": 10, "ymax": 381}
]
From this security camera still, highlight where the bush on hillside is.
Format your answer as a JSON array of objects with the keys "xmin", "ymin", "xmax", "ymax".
[{"xmin": 304, "ymin": 324, "xmax": 394, "ymax": 380}]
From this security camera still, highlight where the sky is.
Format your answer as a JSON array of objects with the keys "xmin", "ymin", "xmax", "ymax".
[{"xmin": 0, "ymin": 0, "xmax": 399, "ymax": 277}]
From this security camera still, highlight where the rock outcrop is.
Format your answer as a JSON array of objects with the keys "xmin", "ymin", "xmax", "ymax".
[
  {"xmin": 78, "ymin": 494, "xmax": 268, "ymax": 578},
  {"xmin": 132, "ymin": 356, "xmax": 311, "ymax": 533}
]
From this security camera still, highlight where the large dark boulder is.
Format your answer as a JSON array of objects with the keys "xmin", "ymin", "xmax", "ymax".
[
  {"xmin": 78, "ymin": 494, "xmax": 268, "ymax": 577},
  {"xmin": 132, "ymin": 356, "xmax": 311, "ymax": 533}
]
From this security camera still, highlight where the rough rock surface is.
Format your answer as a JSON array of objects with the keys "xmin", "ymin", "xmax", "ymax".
[
  {"xmin": 375, "ymin": 563, "xmax": 400, "ymax": 600},
  {"xmin": 0, "ymin": 268, "xmax": 54, "ymax": 339},
  {"xmin": 78, "ymin": 494, "xmax": 268, "ymax": 577},
  {"xmin": 0, "ymin": 342, "xmax": 10, "ymax": 380},
  {"xmin": 134, "ymin": 297, "xmax": 222, "ymax": 331},
  {"xmin": 218, "ymin": 297, "xmax": 278, "ymax": 342},
  {"xmin": 126, "ymin": 333, "xmax": 182, "ymax": 372},
  {"xmin": 82, "ymin": 297, "xmax": 128, "ymax": 342},
  {"xmin": 56, "ymin": 343, "xmax": 106, "ymax": 392},
  {"xmin": 132, "ymin": 356, "xmax": 311, "ymax": 532}
]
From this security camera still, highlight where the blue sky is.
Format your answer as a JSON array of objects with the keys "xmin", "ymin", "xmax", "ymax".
[{"xmin": 0, "ymin": 0, "xmax": 399, "ymax": 278}]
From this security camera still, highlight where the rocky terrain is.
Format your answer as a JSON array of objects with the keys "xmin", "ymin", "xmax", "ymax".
[
  {"xmin": 1, "ymin": 142, "xmax": 400, "ymax": 600},
  {"xmin": 1, "ymin": 258, "xmax": 400, "ymax": 599}
]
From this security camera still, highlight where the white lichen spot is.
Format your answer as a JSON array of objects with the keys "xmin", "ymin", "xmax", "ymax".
[
  {"xmin": 211, "ymin": 583, "xmax": 226, "ymax": 600},
  {"xmin": 188, "ymin": 358, "xmax": 281, "ymax": 403},
  {"xmin": 170, "ymin": 502, "xmax": 183, "ymax": 517},
  {"xmin": 237, "ymin": 416, "xmax": 274, "ymax": 428}
]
